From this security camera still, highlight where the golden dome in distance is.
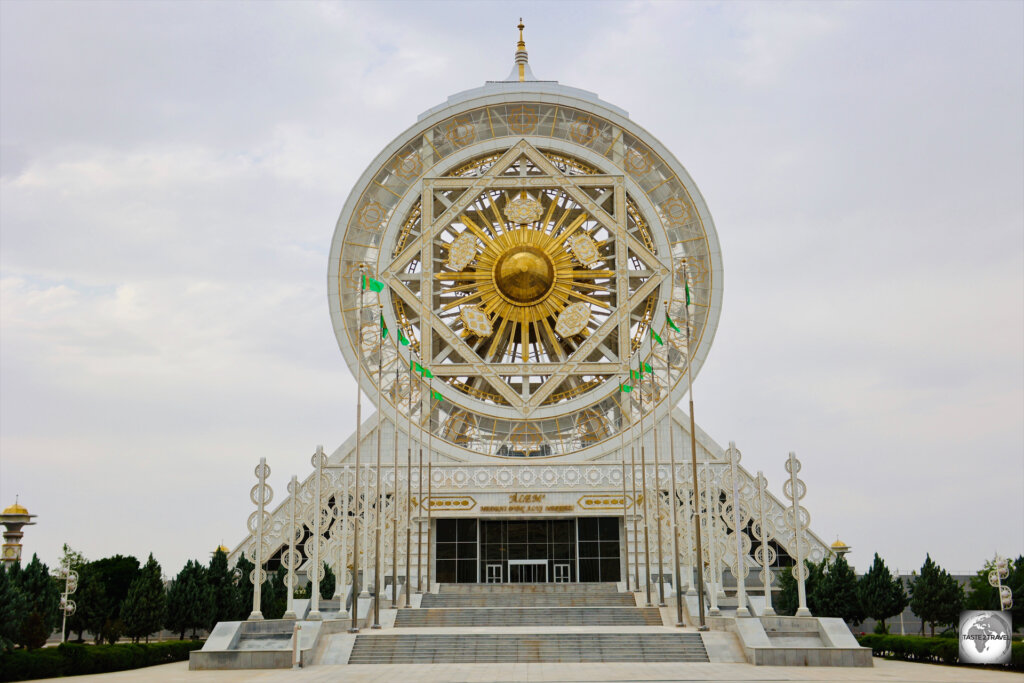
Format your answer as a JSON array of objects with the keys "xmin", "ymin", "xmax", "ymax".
[
  {"xmin": 3, "ymin": 502, "xmax": 28, "ymax": 515},
  {"xmin": 215, "ymin": 544, "xmax": 230, "ymax": 554}
]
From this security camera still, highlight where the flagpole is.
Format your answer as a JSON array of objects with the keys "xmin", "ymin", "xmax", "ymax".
[
  {"xmin": 404, "ymin": 352, "xmax": 413, "ymax": 607},
  {"xmin": 629, "ymin": 415, "xmax": 641, "ymax": 594},
  {"xmin": 372, "ymin": 308, "xmax": 384, "ymax": 629},
  {"xmin": 666, "ymin": 301, "xmax": 684, "ymax": 626},
  {"xmin": 426, "ymin": 388, "xmax": 434, "ymax": 592},
  {"xmin": 391, "ymin": 358, "xmax": 399, "ymax": 609},
  {"xmin": 350, "ymin": 265, "xmax": 365, "ymax": 634},
  {"xmin": 416, "ymin": 372, "xmax": 424, "ymax": 593},
  {"xmin": 651, "ymin": 341, "xmax": 666, "ymax": 607},
  {"xmin": 682, "ymin": 262, "xmax": 707, "ymax": 630},
  {"xmin": 639, "ymin": 348, "xmax": 652, "ymax": 607},
  {"xmin": 619, "ymin": 391, "xmax": 630, "ymax": 592}
]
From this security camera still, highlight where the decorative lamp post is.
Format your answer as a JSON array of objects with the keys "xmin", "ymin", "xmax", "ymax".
[
  {"xmin": 247, "ymin": 457, "xmax": 272, "ymax": 620},
  {"xmin": 989, "ymin": 556, "xmax": 1013, "ymax": 611},
  {"xmin": 751, "ymin": 471, "xmax": 777, "ymax": 616},
  {"xmin": 723, "ymin": 443, "xmax": 751, "ymax": 617},
  {"xmin": 783, "ymin": 452, "xmax": 811, "ymax": 617},
  {"xmin": 58, "ymin": 562, "xmax": 78, "ymax": 643}
]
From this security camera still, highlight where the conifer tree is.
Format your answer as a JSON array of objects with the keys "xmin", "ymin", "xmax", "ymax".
[
  {"xmin": 121, "ymin": 553, "xmax": 167, "ymax": 643},
  {"xmin": 166, "ymin": 560, "xmax": 212, "ymax": 639},
  {"xmin": 319, "ymin": 562, "xmax": 336, "ymax": 601},
  {"xmin": 16, "ymin": 554, "xmax": 60, "ymax": 649},
  {"xmin": 857, "ymin": 553, "xmax": 907, "ymax": 633},
  {"xmin": 813, "ymin": 555, "xmax": 864, "ymax": 625},
  {"xmin": 74, "ymin": 565, "xmax": 110, "ymax": 644},
  {"xmin": 0, "ymin": 564, "xmax": 26, "ymax": 652},
  {"xmin": 909, "ymin": 554, "xmax": 963, "ymax": 636},
  {"xmin": 207, "ymin": 548, "xmax": 239, "ymax": 628},
  {"xmin": 234, "ymin": 554, "xmax": 255, "ymax": 619}
]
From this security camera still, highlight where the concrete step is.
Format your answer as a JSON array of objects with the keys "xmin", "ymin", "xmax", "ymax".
[
  {"xmin": 348, "ymin": 633, "xmax": 709, "ymax": 664},
  {"xmin": 395, "ymin": 607, "xmax": 662, "ymax": 627},
  {"xmin": 420, "ymin": 593, "xmax": 636, "ymax": 608}
]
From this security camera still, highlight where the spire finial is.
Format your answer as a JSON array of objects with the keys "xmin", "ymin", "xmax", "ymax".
[
  {"xmin": 513, "ymin": 19, "xmax": 529, "ymax": 81},
  {"xmin": 499, "ymin": 18, "xmax": 537, "ymax": 82}
]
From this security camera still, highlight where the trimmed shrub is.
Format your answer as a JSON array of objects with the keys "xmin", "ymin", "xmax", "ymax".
[
  {"xmin": 856, "ymin": 633, "xmax": 1023, "ymax": 672},
  {"xmin": 0, "ymin": 640, "xmax": 202, "ymax": 682}
]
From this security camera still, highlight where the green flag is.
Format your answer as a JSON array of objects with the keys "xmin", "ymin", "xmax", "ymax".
[
  {"xmin": 421, "ymin": 365, "xmax": 434, "ymax": 379},
  {"xmin": 685, "ymin": 280, "xmax": 691, "ymax": 306},
  {"xmin": 397, "ymin": 328, "xmax": 410, "ymax": 346},
  {"xmin": 431, "ymin": 389, "xmax": 444, "ymax": 402},
  {"xmin": 380, "ymin": 314, "xmax": 388, "ymax": 340},
  {"xmin": 410, "ymin": 359, "xmax": 422, "ymax": 374},
  {"xmin": 643, "ymin": 361, "xmax": 654, "ymax": 375},
  {"xmin": 362, "ymin": 274, "xmax": 385, "ymax": 292},
  {"xmin": 619, "ymin": 383, "xmax": 633, "ymax": 393},
  {"xmin": 650, "ymin": 328, "xmax": 663, "ymax": 346},
  {"xmin": 631, "ymin": 369, "xmax": 642, "ymax": 381},
  {"xmin": 666, "ymin": 314, "xmax": 681, "ymax": 334}
]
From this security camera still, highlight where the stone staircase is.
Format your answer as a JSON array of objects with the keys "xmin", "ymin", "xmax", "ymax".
[
  {"xmin": 349, "ymin": 582, "xmax": 709, "ymax": 664},
  {"xmin": 396, "ymin": 606, "xmax": 662, "ymax": 627},
  {"xmin": 348, "ymin": 633, "xmax": 709, "ymax": 664}
]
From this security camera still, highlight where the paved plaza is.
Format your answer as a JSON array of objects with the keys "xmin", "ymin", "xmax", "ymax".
[{"xmin": 29, "ymin": 659, "xmax": 1022, "ymax": 683}]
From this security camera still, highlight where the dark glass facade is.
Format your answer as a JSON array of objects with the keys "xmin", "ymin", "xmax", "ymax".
[{"xmin": 434, "ymin": 517, "xmax": 621, "ymax": 583}]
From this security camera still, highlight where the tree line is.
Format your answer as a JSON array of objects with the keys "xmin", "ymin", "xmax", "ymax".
[
  {"xmin": 0, "ymin": 546, "xmax": 337, "ymax": 651},
  {"xmin": 776, "ymin": 552, "xmax": 1024, "ymax": 635}
]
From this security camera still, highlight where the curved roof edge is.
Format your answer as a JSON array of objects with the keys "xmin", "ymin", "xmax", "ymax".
[{"xmin": 417, "ymin": 80, "xmax": 630, "ymax": 122}]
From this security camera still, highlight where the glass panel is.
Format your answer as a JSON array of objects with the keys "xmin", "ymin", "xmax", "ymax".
[
  {"xmin": 600, "ymin": 558, "xmax": 621, "ymax": 582},
  {"xmin": 579, "ymin": 542, "xmax": 599, "ymax": 558},
  {"xmin": 436, "ymin": 543, "xmax": 456, "ymax": 560},
  {"xmin": 579, "ymin": 558, "xmax": 600, "ymax": 582},
  {"xmin": 507, "ymin": 543, "xmax": 528, "ymax": 560},
  {"xmin": 483, "ymin": 521, "xmax": 503, "ymax": 543},
  {"xmin": 457, "ymin": 542, "xmax": 478, "ymax": 560},
  {"xmin": 457, "ymin": 519, "xmax": 477, "ymax": 542},
  {"xmin": 528, "ymin": 521, "xmax": 548, "ymax": 544},
  {"xmin": 551, "ymin": 543, "xmax": 572, "ymax": 560},
  {"xmin": 507, "ymin": 522, "xmax": 528, "ymax": 544},
  {"xmin": 457, "ymin": 560, "xmax": 476, "ymax": 583},
  {"xmin": 600, "ymin": 541, "xmax": 620, "ymax": 558},
  {"xmin": 436, "ymin": 560, "xmax": 456, "ymax": 583},
  {"xmin": 599, "ymin": 517, "xmax": 619, "ymax": 539},
  {"xmin": 578, "ymin": 517, "xmax": 599, "ymax": 540},
  {"xmin": 436, "ymin": 519, "xmax": 457, "ymax": 543},
  {"xmin": 551, "ymin": 521, "xmax": 572, "ymax": 543},
  {"xmin": 528, "ymin": 543, "xmax": 548, "ymax": 559}
]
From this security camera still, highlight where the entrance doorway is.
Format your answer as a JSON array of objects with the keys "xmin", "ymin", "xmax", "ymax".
[
  {"xmin": 508, "ymin": 560, "xmax": 547, "ymax": 583},
  {"xmin": 435, "ymin": 517, "xmax": 622, "ymax": 583}
]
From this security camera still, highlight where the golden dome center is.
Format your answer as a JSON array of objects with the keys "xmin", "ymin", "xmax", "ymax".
[{"xmin": 493, "ymin": 245, "xmax": 555, "ymax": 305}]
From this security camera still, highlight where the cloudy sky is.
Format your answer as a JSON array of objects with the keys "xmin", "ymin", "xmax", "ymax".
[{"xmin": 1, "ymin": 0, "xmax": 1021, "ymax": 579}]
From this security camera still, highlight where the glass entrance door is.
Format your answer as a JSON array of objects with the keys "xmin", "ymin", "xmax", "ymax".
[
  {"xmin": 508, "ymin": 560, "xmax": 547, "ymax": 583},
  {"xmin": 553, "ymin": 563, "xmax": 570, "ymax": 583},
  {"xmin": 486, "ymin": 564, "xmax": 502, "ymax": 583}
]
